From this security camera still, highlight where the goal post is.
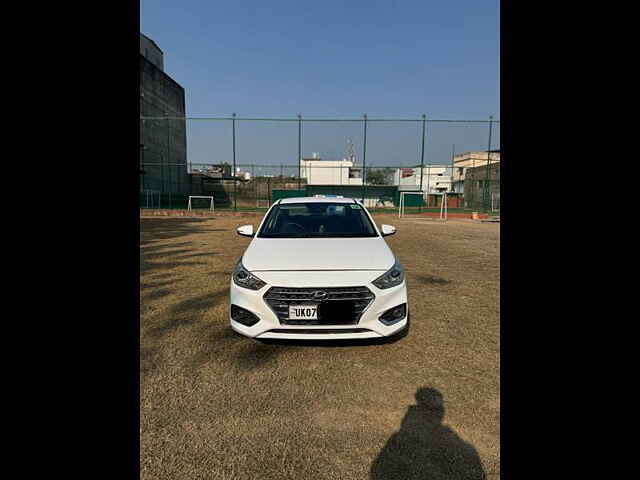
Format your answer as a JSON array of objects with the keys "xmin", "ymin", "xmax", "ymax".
[
  {"xmin": 491, "ymin": 192, "xmax": 500, "ymax": 212},
  {"xmin": 187, "ymin": 196, "xmax": 214, "ymax": 212},
  {"xmin": 398, "ymin": 191, "xmax": 425, "ymax": 218},
  {"xmin": 439, "ymin": 191, "xmax": 448, "ymax": 221}
]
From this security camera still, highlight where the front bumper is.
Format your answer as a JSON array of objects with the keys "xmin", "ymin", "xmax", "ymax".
[{"xmin": 229, "ymin": 271, "xmax": 408, "ymax": 340}]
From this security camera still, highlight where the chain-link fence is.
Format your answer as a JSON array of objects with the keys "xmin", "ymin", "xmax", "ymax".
[{"xmin": 140, "ymin": 115, "xmax": 500, "ymax": 214}]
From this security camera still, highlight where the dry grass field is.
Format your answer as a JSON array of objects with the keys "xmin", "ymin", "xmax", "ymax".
[{"xmin": 140, "ymin": 213, "xmax": 500, "ymax": 479}]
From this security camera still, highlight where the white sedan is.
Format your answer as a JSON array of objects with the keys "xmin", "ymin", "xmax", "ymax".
[{"xmin": 229, "ymin": 196, "xmax": 409, "ymax": 341}]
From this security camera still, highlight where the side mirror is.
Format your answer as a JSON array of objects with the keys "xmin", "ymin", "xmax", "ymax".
[
  {"xmin": 237, "ymin": 225, "xmax": 254, "ymax": 237},
  {"xmin": 381, "ymin": 224, "xmax": 396, "ymax": 237}
]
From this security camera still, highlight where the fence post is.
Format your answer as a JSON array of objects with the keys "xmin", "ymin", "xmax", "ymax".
[
  {"xmin": 419, "ymin": 114, "xmax": 426, "ymax": 212},
  {"xmin": 362, "ymin": 114, "xmax": 368, "ymax": 202},
  {"xmin": 427, "ymin": 166, "xmax": 431, "ymax": 208},
  {"xmin": 160, "ymin": 153, "xmax": 164, "ymax": 209},
  {"xmin": 166, "ymin": 112, "xmax": 171, "ymax": 205},
  {"xmin": 484, "ymin": 115, "xmax": 494, "ymax": 212},
  {"xmin": 232, "ymin": 113, "xmax": 237, "ymax": 212},
  {"xmin": 297, "ymin": 114, "xmax": 302, "ymax": 191},
  {"xmin": 141, "ymin": 144, "xmax": 145, "ymax": 192}
]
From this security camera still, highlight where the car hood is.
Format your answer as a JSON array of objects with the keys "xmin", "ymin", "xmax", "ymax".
[{"xmin": 242, "ymin": 237, "xmax": 395, "ymax": 272}]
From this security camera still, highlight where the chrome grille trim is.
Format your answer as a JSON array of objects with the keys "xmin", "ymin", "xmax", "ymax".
[{"xmin": 263, "ymin": 286, "xmax": 375, "ymax": 325}]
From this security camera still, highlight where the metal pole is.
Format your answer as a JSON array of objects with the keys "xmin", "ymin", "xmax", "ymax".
[
  {"xmin": 232, "ymin": 113, "xmax": 237, "ymax": 211},
  {"xmin": 426, "ymin": 165, "xmax": 431, "ymax": 208},
  {"xmin": 160, "ymin": 153, "xmax": 164, "ymax": 209},
  {"xmin": 297, "ymin": 114, "xmax": 302, "ymax": 191},
  {"xmin": 451, "ymin": 143, "xmax": 455, "ymax": 193},
  {"xmin": 362, "ymin": 114, "xmax": 368, "ymax": 202},
  {"xmin": 141, "ymin": 144, "xmax": 145, "ymax": 192},
  {"xmin": 419, "ymin": 114, "xmax": 426, "ymax": 197},
  {"xmin": 471, "ymin": 149, "xmax": 476, "ymax": 210},
  {"xmin": 166, "ymin": 112, "xmax": 171, "ymax": 201},
  {"xmin": 484, "ymin": 115, "xmax": 493, "ymax": 212}
]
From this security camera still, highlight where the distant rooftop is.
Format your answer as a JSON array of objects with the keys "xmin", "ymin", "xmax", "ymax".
[{"xmin": 455, "ymin": 150, "xmax": 500, "ymax": 156}]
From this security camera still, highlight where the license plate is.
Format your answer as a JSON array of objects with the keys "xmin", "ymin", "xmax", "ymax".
[{"xmin": 289, "ymin": 305, "xmax": 318, "ymax": 320}]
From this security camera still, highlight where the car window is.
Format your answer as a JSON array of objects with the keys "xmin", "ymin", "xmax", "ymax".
[{"xmin": 258, "ymin": 202, "xmax": 378, "ymax": 238}]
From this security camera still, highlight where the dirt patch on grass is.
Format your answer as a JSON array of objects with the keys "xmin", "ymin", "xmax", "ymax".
[{"xmin": 140, "ymin": 214, "xmax": 500, "ymax": 479}]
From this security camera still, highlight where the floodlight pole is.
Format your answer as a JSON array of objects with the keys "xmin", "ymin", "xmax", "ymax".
[
  {"xmin": 140, "ymin": 144, "xmax": 145, "ymax": 191},
  {"xmin": 484, "ymin": 115, "xmax": 493, "ymax": 212},
  {"xmin": 419, "ymin": 114, "xmax": 426, "ymax": 211},
  {"xmin": 426, "ymin": 165, "xmax": 431, "ymax": 207},
  {"xmin": 232, "ymin": 113, "xmax": 237, "ymax": 211},
  {"xmin": 166, "ymin": 113, "xmax": 170, "ymax": 193},
  {"xmin": 297, "ymin": 114, "xmax": 302, "ymax": 191},
  {"xmin": 362, "ymin": 114, "xmax": 368, "ymax": 202}
]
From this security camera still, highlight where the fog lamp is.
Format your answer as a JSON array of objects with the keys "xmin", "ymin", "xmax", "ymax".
[
  {"xmin": 231, "ymin": 305, "xmax": 260, "ymax": 327},
  {"xmin": 379, "ymin": 303, "xmax": 407, "ymax": 326}
]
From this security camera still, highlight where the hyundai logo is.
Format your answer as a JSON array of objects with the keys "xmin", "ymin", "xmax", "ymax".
[{"xmin": 312, "ymin": 290, "xmax": 328, "ymax": 300}]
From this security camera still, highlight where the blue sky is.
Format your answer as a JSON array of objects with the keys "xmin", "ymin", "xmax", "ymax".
[{"xmin": 142, "ymin": 0, "xmax": 499, "ymax": 168}]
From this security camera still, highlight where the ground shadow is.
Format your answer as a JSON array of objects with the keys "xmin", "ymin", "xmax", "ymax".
[
  {"xmin": 413, "ymin": 274, "xmax": 451, "ymax": 286},
  {"xmin": 140, "ymin": 217, "xmax": 215, "ymax": 246},
  {"xmin": 141, "ymin": 288, "xmax": 173, "ymax": 302},
  {"xmin": 186, "ymin": 326, "xmax": 245, "ymax": 370},
  {"xmin": 370, "ymin": 387, "xmax": 486, "ymax": 480},
  {"xmin": 256, "ymin": 320, "xmax": 409, "ymax": 348},
  {"xmin": 174, "ymin": 252, "xmax": 221, "ymax": 259},
  {"xmin": 257, "ymin": 335, "xmax": 402, "ymax": 348},
  {"xmin": 235, "ymin": 341, "xmax": 291, "ymax": 370},
  {"xmin": 144, "ymin": 290, "xmax": 228, "ymax": 340},
  {"xmin": 140, "ymin": 241, "xmax": 194, "ymax": 254},
  {"xmin": 140, "ymin": 280, "xmax": 177, "ymax": 291}
]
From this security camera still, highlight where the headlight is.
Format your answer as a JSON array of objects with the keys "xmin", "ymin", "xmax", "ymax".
[
  {"xmin": 232, "ymin": 259, "xmax": 266, "ymax": 290},
  {"xmin": 372, "ymin": 256, "xmax": 405, "ymax": 289}
]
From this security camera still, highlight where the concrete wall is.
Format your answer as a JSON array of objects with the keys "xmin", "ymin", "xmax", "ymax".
[
  {"xmin": 140, "ymin": 53, "xmax": 189, "ymax": 195},
  {"xmin": 140, "ymin": 34, "xmax": 164, "ymax": 71}
]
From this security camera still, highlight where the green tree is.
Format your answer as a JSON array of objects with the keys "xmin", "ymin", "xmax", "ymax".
[{"xmin": 367, "ymin": 167, "xmax": 394, "ymax": 185}]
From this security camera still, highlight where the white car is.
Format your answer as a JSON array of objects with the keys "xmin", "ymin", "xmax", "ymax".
[{"xmin": 229, "ymin": 196, "xmax": 409, "ymax": 341}]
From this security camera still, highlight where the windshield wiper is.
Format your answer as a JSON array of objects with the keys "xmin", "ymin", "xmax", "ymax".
[
  {"xmin": 261, "ymin": 233, "xmax": 311, "ymax": 238},
  {"xmin": 261, "ymin": 232, "xmax": 376, "ymax": 238},
  {"xmin": 301, "ymin": 232, "xmax": 377, "ymax": 238}
]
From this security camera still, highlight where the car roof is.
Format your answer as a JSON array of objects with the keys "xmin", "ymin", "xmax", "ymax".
[{"xmin": 279, "ymin": 196, "xmax": 357, "ymax": 204}]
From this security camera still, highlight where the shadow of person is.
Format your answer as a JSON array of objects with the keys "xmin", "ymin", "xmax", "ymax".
[{"xmin": 370, "ymin": 387, "xmax": 486, "ymax": 480}]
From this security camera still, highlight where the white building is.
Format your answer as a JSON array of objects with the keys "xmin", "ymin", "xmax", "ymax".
[
  {"xmin": 235, "ymin": 168, "xmax": 251, "ymax": 181},
  {"xmin": 393, "ymin": 166, "xmax": 452, "ymax": 193},
  {"xmin": 299, "ymin": 154, "xmax": 363, "ymax": 185}
]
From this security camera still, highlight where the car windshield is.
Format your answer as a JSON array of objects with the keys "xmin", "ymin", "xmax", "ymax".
[{"xmin": 258, "ymin": 202, "xmax": 379, "ymax": 238}]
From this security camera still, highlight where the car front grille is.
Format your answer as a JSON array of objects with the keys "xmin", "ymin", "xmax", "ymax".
[{"xmin": 263, "ymin": 286, "xmax": 375, "ymax": 325}]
